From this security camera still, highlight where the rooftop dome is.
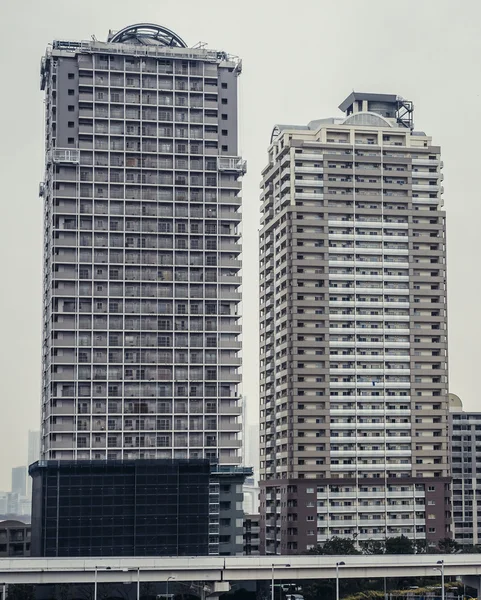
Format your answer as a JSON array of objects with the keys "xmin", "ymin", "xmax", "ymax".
[
  {"xmin": 342, "ymin": 111, "xmax": 393, "ymax": 128},
  {"xmin": 109, "ymin": 23, "xmax": 187, "ymax": 48}
]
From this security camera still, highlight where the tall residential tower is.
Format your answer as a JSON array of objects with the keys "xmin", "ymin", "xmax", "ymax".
[
  {"xmin": 40, "ymin": 24, "xmax": 244, "ymax": 465},
  {"xmin": 259, "ymin": 93, "xmax": 450, "ymax": 553}
]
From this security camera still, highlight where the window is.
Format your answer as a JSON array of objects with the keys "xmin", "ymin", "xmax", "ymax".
[
  {"xmin": 68, "ymin": 89, "xmax": 75, "ymax": 96},
  {"xmin": 68, "ymin": 121, "xmax": 74, "ymax": 128},
  {"xmin": 68, "ymin": 73, "xmax": 75, "ymax": 79},
  {"xmin": 222, "ymin": 145, "xmax": 228, "ymax": 151},
  {"xmin": 221, "ymin": 114, "xmax": 228, "ymax": 120},
  {"xmin": 68, "ymin": 105, "xmax": 75, "ymax": 112},
  {"xmin": 222, "ymin": 129, "xmax": 228, "ymax": 136},
  {"xmin": 221, "ymin": 98, "xmax": 228, "ymax": 104},
  {"xmin": 68, "ymin": 137, "xmax": 74, "ymax": 144},
  {"xmin": 221, "ymin": 82, "xmax": 227, "ymax": 89}
]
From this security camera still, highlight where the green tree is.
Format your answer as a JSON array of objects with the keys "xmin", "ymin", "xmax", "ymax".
[
  {"xmin": 385, "ymin": 535, "xmax": 414, "ymax": 554},
  {"xmin": 360, "ymin": 539, "xmax": 385, "ymax": 555},
  {"xmin": 461, "ymin": 544, "xmax": 481, "ymax": 553},
  {"xmin": 437, "ymin": 537, "xmax": 460, "ymax": 554},
  {"xmin": 7, "ymin": 586, "xmax": 35, "ymax": 600},
  {"xmin": 321, "ymin": 536, "xmax": 360, "ymax": 555},
  {"xmin": 53, "ymin": 584, "xmax": 73, "ymax": 600},
  {"xmin": 414, "ymin": 539, "xmax": 428, "ymax": 554}
]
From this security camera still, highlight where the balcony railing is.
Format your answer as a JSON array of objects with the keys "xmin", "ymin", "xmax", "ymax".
[
  {"xmin": 217, "ymin": 156, "xmax": 247, "ymax": 175},
  {"xmin": 50, "ymin": 148, "xmax": 80, "ymax": 164}
]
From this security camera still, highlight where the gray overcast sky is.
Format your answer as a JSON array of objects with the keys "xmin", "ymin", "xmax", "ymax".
[{"xmin": 0, "ymin": 0, "xmax": 479, "ymax": 490}]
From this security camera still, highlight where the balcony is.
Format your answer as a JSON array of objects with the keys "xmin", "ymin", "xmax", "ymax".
[
  {"xmin": 218, "ymin": 156, "xmax": 247, "ymax": 175},
  {"xmin": 50, "ymin": 149, "xmax": 80, "ymax": 164}
]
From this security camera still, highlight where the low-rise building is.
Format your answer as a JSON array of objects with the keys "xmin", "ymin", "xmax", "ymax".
[
  {"xmin": 30, "ymin": 459, "xmax": 212, "ymax": 557},
  {"xmin": 30, "ymin": 459, "xmax": 251, "ymax": 557},
  {"xmin": 0, "ymin": 520, "xmax": 31, "ymax": 557}
]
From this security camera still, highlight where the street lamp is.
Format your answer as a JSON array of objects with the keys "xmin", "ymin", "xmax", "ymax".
[
  {"xmin": 271, "ymin": 563, "xmax": 291, "ymax": 600},
  {"xmin": 336, "ymin": 561, "xmax": 345, "ymax": 600},
  {"xmin": 433, "ymin": 560, "xmax": 445, "ymax": 600},
  {"xmin": 94, "ymin": 566, "xmax": 111, "ymax": 600},
  {"xmin": 167, "ymin": 576, "xmax": 176, "ymax": 600}
]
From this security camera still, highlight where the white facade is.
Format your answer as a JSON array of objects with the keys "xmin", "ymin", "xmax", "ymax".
[{"xmin": 39, "ymin": 25, "xmax": 244, "ymax": 464}]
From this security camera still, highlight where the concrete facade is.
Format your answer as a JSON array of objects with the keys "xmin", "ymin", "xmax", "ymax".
[
  {"xmin": 39, "ymin": 24, "xmax": 245, "ymax": 465},
  {"xmin": 0, "ymin": 554, "xmax": 478, "ymax": 584},
  {"xmin": 0, "ymin": 520, "xmax": 31, "ymax": 557},
  {"xmin": 214, "ymin": 467, "xmax": 252, "ymax": 556},
  {"xmin": 243, "ymin": 513, "xmax": 260, "ymax": 555},
  {"xmin": 449, "ymin": 394, "xmax": 481, "ymax": 546},
  {"xmin": 259, "ymin": 93, "xmax": 450, "ymax": 553}
]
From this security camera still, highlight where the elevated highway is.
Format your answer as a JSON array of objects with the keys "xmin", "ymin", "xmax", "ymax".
[{"xmin": 0, "ymin": 554, "xmax": 480, "ymax": 585}]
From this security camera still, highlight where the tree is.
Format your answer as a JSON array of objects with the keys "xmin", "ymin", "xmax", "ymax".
[
  {"xmin": 461, "ymin": 544, "xmax": 481, "ymax": 553},
  {"xmin": 53, "ymin": 584, "xmax": 73, "ymax": 600},
  {"xmin": 6, "ymin": 586, "xmax": 35, "ymax": 600},
  {"xmin": 437, "ymin": 537, "xmax": 460, "ymax": 554},
  {"xmin": 414, "ymin": 539, "xmax": 428, "ymax": 554},
  {"xmin": 360, "ymin": 539, "xmax": 385, "ymax": 555},
  {"xmin": 385, "ymin": 535, "xmax": 414, "ymax": 554},
  {"xmin": 320, "ymin": 536, "xmax": 360, "ymax": 555}
]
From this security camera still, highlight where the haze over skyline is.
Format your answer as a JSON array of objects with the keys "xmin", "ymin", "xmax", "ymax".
[{"xmin": 0, "ymin": 0, "xmax": 480, "ymax": 490}]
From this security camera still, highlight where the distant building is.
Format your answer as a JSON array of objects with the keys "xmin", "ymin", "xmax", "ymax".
[
  {"xmin": 0, "ymin": 520, "xmax": 31, "ymax": 557},
  {"xmin": 244, "ymin": 423, "xmax": 260, "ymax": 483},
  {"xmin": 0, "ymin": 493, "xmax": 6, "ymax": 515},
  {"xmin": 27, "ymin": 431, "xmax": 41, "ymax": 498},
  {"xmin": 28, "ymin": 431, "xmax": 41, "ymax": 467},
  {"xmin": 449, "ymin": 393, "xmax": 481, "ymax": 546},
  {"xmin": 11, "ymin": 467, "xmax": 26, "ymax": 498},
  {"xmin": 30, "ymin": 459, "xmax": 212, "ymax": 557},
  {"xmin": 243, "ymin": 476, "xmax": 260, "ymax": 514},
  {"xmin": 18, "ymin": 497, "xmax": 31, "ymax": 517},
  {"xmin": 243, "ymin": 514, "xmax": 260, "ymax": 555},
  {"xmin": 6, "ymin": 492, "xmax": 20, "ymax": 516}
]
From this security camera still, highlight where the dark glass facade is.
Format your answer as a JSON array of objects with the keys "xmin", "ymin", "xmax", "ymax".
[{"xmin": 29, "ymin": 459, "xmax": 210, "ymax": 557}]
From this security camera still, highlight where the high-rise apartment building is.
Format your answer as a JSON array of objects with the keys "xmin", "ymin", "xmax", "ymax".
[
  {"xmin": 259, "ymin": 93, "xmax": 450, "ymax": 554},
  {"xmin": 39, "ymin": 24, "xmax": 244, "ymax": 464}
]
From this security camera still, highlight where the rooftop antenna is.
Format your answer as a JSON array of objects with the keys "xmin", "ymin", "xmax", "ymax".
[
  {"xmin": 91, "ymin": 34, "xmax": 97, "ymax": 41},
  {"xmin": 193, "ymin": 41, "xmax": 207, "ymax": 49}
]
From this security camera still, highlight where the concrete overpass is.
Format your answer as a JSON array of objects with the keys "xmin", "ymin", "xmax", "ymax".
[{"xmin": 0, "ymin": 554, "xmax": 480, "ymax": 585}]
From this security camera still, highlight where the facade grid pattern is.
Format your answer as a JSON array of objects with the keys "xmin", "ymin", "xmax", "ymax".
[
  {"xmin": 40, "ymin": 33, "xmax": 245, "ymax": 473},
  {"xmin": 258, "ymin": 95, "xmax": 451, "ymax": 554}
]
